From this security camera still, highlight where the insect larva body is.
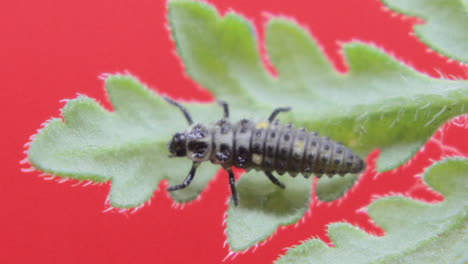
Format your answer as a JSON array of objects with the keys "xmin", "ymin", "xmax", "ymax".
[{"xmin": 164, "ymin": 97, "xmax": 366, "ymax": 206}]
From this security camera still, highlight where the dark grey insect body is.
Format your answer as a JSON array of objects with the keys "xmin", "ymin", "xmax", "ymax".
[{"xmin": 164, "ymin": 97, "xmax": 366, "ymax": 206}]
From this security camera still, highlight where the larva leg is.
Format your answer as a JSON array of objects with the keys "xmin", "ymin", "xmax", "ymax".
[
  {"xmin": 268, "ymin": 107, "xmax": 291, "ymax": 122},
  {"xmin": 167, "ymin": 162, "xmax": 199, "ymax": 191},
  {"xmin": 225, "ymin": 167, "xmax": 239, "ymax": 206},
  {"xmin": 264, "ymin": 171, "xmax": 286, "ymax": 189},
  {"xmin": 162, "ymin": 96, "xmax": 194, "ymax": 125},
  {"xmin": 218, "ymin": 100, "xmax": 229, "ymax": 119}
]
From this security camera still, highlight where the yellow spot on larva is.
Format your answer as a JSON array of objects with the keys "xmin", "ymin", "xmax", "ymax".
[
  {"xmin": 252, "ymin": 154, "xmax": 263, "ymax": 165},
  {"xmin": 256, "ymin": 121, "xmax": 269, "ymax": 129},
  {"xmin": 294, "ymin": 141, "xmax": 305, "ymax": 149}
]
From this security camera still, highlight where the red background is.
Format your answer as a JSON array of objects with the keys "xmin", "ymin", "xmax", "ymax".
[{"xmin": 1, "ymin": 0, "xmax": 467, "ymax": 263}]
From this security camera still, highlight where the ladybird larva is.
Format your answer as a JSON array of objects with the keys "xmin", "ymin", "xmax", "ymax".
[{"xmin": 164, "ymin": 97, "xmax": 366, "ymax": 206}]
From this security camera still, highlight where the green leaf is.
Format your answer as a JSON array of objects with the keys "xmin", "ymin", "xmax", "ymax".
[
  {"xmin": 168, "ymin": 0, "xmax": 468, "ymax": 250},
  {"xmin": 169, "ymin": 0, "xmax": 468, "ymax": 172},
  {"xmin": 28, "ymin": 75, "xmax": 219, "ymax": 208},
  {"xmin": 28, "ymin": 0, "xmax": 468, "ymax": 253},
  {"xmin": 276, "ymin": 158, "xmax": 468, "ymax": 263},
  {"xmin": 382, "ymin": 0, "xmax": 468, "ymax": 63},
  {"xmin": 226, "ymin": 173, "xmax": 313, "ymax": 251},
  {"xmin": 315, "ymin": 174, "xmax": 359, "ymax": 202}
]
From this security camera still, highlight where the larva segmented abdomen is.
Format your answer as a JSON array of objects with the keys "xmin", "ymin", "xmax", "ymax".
[
  {"xmin": 209, "ymin": 119, "xmax": 365, "ymax": 177},
  {"xmin": 302, "ymin": 131, "xmax": 365, "ymax": 177}
]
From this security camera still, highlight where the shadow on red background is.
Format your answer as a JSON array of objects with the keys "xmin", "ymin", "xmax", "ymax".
[{"xmin": 1, "ymin": 0, "xmax": 467, "ymax": 263}]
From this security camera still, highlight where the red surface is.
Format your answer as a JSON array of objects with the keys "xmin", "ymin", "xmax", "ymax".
[{"xmin": 1, "ymin": 0, "xmax": 467, "ymax": 263}]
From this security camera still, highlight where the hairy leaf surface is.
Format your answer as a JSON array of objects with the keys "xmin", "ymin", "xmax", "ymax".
[
  {"xmin": 383, "ymin": 0, "xmax": 468, "ymax": 63},
  {"xmin": 28, "ymin": 75, "xmax": 219, "ymax": 208},
  {"xmin": 277, "ymin": 158, "xmax": 468, "ymax": 263},
  {"xmin": 28, "ymin": 0, "xmax": 468, "ymax": 252},
  {"xmin": 168, "ymin": 0, "xmax": 468, "ymax": 250}
]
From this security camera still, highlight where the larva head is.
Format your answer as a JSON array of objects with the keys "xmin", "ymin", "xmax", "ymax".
[{"xmin": 168, "ymin": 132, "xmax": 187, "ymax": 157}]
